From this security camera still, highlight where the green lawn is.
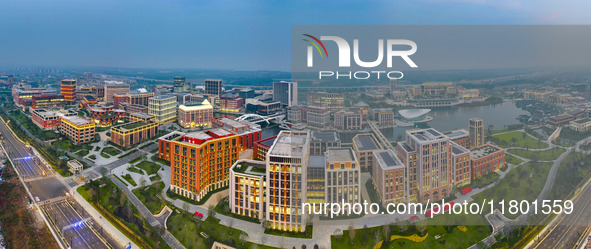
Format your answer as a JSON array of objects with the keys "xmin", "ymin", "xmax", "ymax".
[
  {"xmin": 88, "ymin": 154, "xmax": 97, "ymax": 160},
  {"xmin": 469, "ymin": 172, "xmax": 500, "ymax": 188},
  {"xmin": 102, "ymin": 146, "xmax": 121, "ymax": 156},
  {"xmin": 491, "ymin": 131, "xmax": 548, "ymax": 149},
  {"xmin": 53, "ymin": 140, "xmax": 93, "ymax": 152},
  {"xmin": 127, "ymin": 167, "xmax": 144, "ymax": 175},
  {"xmin": 122, "ymin": 174, "xmax": 137, "ymax": 186},
  {"xmin": 129, "ymin": 154, "xmax": 146, "ymax": 164},
  {"xmin": 549, "ymin": 152, "xmax": 591, "ymax": 200},
  {"xmin": 505, "ymin": 154, "xmax": 524, "ymax": 165},
  {"xmin": 9, "ymin": 110, "xmax": 60, "ymax": 141},
  {"xmin": 149, "ymin": 174, "xmax": 161, "ymax": 182},
  {"xmin": 507, "ymin": 148, "xmax": 565, "ymax": 161},
  {"xmin": 151, "ymin": 154, "xmax": 169, "ymax": 166},
  {"xmin": 132, "ymin": 182, "xmax": 166, "ymax": 214},
  {"xmin": 332, "ymin": 213, "xmax": 490, "ymax": 249},
  {"xmin": 75, "ymin": 149, "xmax": 89, "ymax": 157},
  {"xmin": 472, "ymin": 161, "xmax": 553, "ymax": 219},
  {"xmin": 136, "ymin": 161, "xmax": 161, "ymax": 175},
  {"xmin": 100, "ymin": 153, "xmax": 111, "ymax": 158}
]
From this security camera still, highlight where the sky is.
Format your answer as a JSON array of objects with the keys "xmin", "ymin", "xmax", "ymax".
[{"xmin": 0, "ymin": 0, "xmax": 590, "ymax": 71}]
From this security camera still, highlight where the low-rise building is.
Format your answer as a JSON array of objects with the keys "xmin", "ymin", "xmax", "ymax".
[
  {"xmin": 570, "ymin": 118, "xmax": 591, "ymax": 132},
  {"xmin": 88, "ymin": 106, "xmax": 126, "ymax": 126},
  {"xmin": 111, "ymin": 121, "xmax": 159, "ymax": 147},
  {"xmin": 178, "ymin": 99, "xmax": 213, "ymax": 129},
  {"xmin": 67, "ymin": 160, "xmax": 83, "ymax": 174},
  {"xmin": 306, "ymin": 91, "xmax": 345, "ymax": 111},
  {"xmin": 149, "ymin": 95, "xmax": 177, "ymax": 124},
  {"xmin": 120, "ymin": 103, "xmax": 149, "ymax": 114},
  {"xmin": 372, "ymin": 149, "xmax": 406, "ymax": 205},
  {"xmin": 219, "ymin": 94, "xmax": 244, "ymax": 113},
  {"xmin": 229, "ymin": 159, "xmax": 266, "ymax": 220},
  {"xmin": 352, "ymin": 133, "xmax": 382, "ymax": 171},
  {"xmin": 31, "ymin": 109, "xmax": 76, "ymax": 130},
  {"xmin": 32, "ymin": 94, "xmax": 66, "ymax": 110},
  {"xmin": 334, "ymin": 110, "xmax": 363, "ymax": 130},
  {"xmin": 60, "ymin": 115, "xmax": 96, "ymax": 144},
  {"xmin": 548, "ymin": 114, "xmax": 575, "ymax": 126},
  {"xmin": 470, "ymin": 144, "xmax": 505, "ymax": 179},
  {"xmin": 371, "ymin": 108, "xmax": 395, "ymax": 127},
  {"xmin": 129, "ymin": 112, "xmax": 155, "ymax": 123}
]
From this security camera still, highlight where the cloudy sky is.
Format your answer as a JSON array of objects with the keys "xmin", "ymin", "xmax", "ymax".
[{"xmin": 0, "ymin": 0, "xmax": 589, "ymax": 71}]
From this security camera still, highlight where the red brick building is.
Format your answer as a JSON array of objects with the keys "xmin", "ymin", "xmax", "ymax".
[{"xmin": 470, "ymin": 144, "xmax": 505, "ymax": 179}]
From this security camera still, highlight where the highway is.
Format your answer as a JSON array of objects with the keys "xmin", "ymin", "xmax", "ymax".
[
  {"xmin": 44, "ymin": 200, "xmax": 109, "ymax": 249},
  {"xmin": 534, "ymin": 140, "xmax": 591, "ymax": 249}
]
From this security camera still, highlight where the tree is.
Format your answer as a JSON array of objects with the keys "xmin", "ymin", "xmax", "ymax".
[
  {"xmin": 416, "ymin": 220, "xmax": 426, "ymax": 236},
  {"xmin": 238, "ymin": 231, "xmax": 248, "ymax": 247},
  {"xmin": 208, "ymin": 204, "xmax": 217, "ymax": 220},
  {"xmin": 488, "ymin": 124, "xmax": 494, "ymax": 135},
  {"xmin": 139, "ymin": 177, "xmax": 147, "ymax": 188},
  {"xmin": 348, "ymin": 222, "xmax": 356, "ymax": 244},
  {"xmin": 397, "ymin": 220, "xmax": 409, "ymax": 233},
  {"xmin": 99, "ymin": 167, "xmax": 108, "ymax": 178},
  {"xmin": 227, "ymin": 218, "xmax": 235, "ymax": 234}
]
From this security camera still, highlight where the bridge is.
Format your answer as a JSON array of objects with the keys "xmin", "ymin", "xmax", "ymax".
[
  {"xmin": 236, "ymin": 113, "xmax": 284, "ymax": 124},
  {"xmin": 368, "ymin": 121, "xmax": 397, "ymax": 151}
]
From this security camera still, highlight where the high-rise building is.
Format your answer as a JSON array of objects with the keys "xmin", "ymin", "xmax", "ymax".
[
  {"xmin": 390, "ymin": 78, "xmax": 397, "ymax": 94},
  {"xmin": 230, "ymin": 159, "xmax": 267, "ymax": 220},
  {"xmin": 373, "ymin": 149, "xmax": 406, "ymax": 205},
  {"xmin": 325, "ymin": 148, "xmax": 360, "ymax": 208},
  {"xmin": 177, "ymin": 99, "xmax": 213, "ymax": 129},
  {"xmin": 174, "ymin": 76, "xmax": 190, "ymax": 93},
  {"xmin": 469, "ymin": 118, "xmax": 484, "ymax": 148},
  {"xmin": 273, "ymin": 81, "xmax": 298, "ymax": 106},
  {"xmin": 148, "ymin": 95, "xmax": 177, "ymax": 124},
  {"xmin": 266, "ymin": 131, "xmax": 310, "ymax": 232},
  {"xmin": 205, "ymin": 79, "xmax": 223, "ymax": 96},
  {"xmin": 60, "ymin": 79, "xmax": 76, "ymax": 104},
  {"xmin": 104, "ymin": 82, "xmax": 130, "ymax": 104},
  {"xmin": 396, "ymin": 128, "xmax": 453, "ymax": 203},
  {"xmin": 352, "ymin": 133, "xmax": 382, "ymax": 171}
]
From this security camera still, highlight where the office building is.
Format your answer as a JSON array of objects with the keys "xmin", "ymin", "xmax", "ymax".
[
  {"xmin": 111, "ymin": 120, "xmax": 159, "ymax": 147},
  {"xmin": 229, "ymin": 160, "xmax": 266, "ymax": 220},
  {"xmin": 371, "ymin": 108, "xmax": 395, "ymax": 127},
  {"xmin": 174, "ymin": 76, "xmax": 191, "ymax": 93},
  {"xmin": 149, "ymin": 95, "xmax": 177, "ymax": 124},
  {"xmin": 239, "ymin": 88, "xmax": 255, "ymax": 100},
  {"xmin": 470, "ymin": 144, "xmax": 505, "ymax": 179},
  {"xmin": 306, "ymin": 92, "xmax": 344, "ymax": 111},
  {"xmin": 12, "ymin": 84, "xmax": 56, "ymax": 109},
  {"xmin": 307, "ymin": 155, "xmax": 326, "ymax": 207},
  {"xmin": 205, "ymin": 79, "xmax": 223, "ymax": 96},
  {"xmin": 31, "ymin": 109, "xmax": 76, "ymax": 131},
  {"xmin": 334, "ymin": 110, "xmax": 363, "ymax": 130},
  {"xmin": 325, "ymin": 148, "xmax": 360, "ymax": 207},
  {"xmin": 570, "ymin": 118, "xmax": 591, "ymax": 132},
  {"xmin": 272, "ymin": 81, "xmax": 298, "ymax": 106},
  {"xmin": 469, "ymin": 118, "xmax": 484, "ymax": 148},
  {"xmin": 310, "ymin": 130, "xmax": 341, "ymax": 156},
  {"xmin": 253, "ymin": 136, "xmax": 277, "ymax": 160},
  {"xmin": 352, "ymin": 134, "xmax": 382, "ymax": 171},
  {"xmin": 372, "ymin": 149, "xmax": 406, "ymax": 205},
  {"xmin": 219, "ymin": 94, "xmax": 244, "ymax": 113},
  {"xmin": 88, "ymin": 106, "xmax": 126, "ymax": 126},
  {"xmin": 396, "ymin": 128, "xmax": 453, "ymax": 203},
  {"xmin": 32, "ymin": 94, "xmax": 66, "ymax": 110},
  {"xmin": 113, "ymin": 92, "xmax": 154, "ymax": 109},
  {"xmin": 443, "ymin": 129, "xmax": 470, "ymax": 149},
  {"xmin": 60, "ymin": 79, "xmax": 76, "ymax": 104},
  {"xmin": 211, "ymin": 117, "xmax": 262, "ymax": 151},
  {"xmin": 104, "ymin": 82, "xmax": 130, "ymax": 104},
  {"xmin": 178, "ymin": 99, "xmax": 213, "ymax": 129},
  {"xmin": 60, "ymin": 115, "xmax": 96, "ymax": 144},
  {"xmin": 266, "ymin": 131, "xmax": 310, "ymax": 232},
  {"xmin": 451, "ymin": 142, "xmax": 471, "ymax": 187}
]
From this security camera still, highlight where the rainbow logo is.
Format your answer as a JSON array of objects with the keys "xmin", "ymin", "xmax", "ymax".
[{"xmin": 303, "ymin": 34, "xmax": 328, "ymax": 58}]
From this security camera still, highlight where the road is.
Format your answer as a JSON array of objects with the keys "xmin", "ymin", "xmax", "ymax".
[
  {"xmin": 44, "ymin": 200, "xmax": 109, "ymax": 249},
  {"xmin": 533, "ymin": 138, "xmax": 591, "ymax": 249}
]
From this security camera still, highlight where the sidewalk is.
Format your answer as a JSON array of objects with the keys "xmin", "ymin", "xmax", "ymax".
[{"xmin": 70, "ymin": 188, "xmax": 138, "ymax": 249}]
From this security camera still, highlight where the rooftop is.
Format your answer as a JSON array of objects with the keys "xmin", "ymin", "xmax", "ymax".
[
  {"xmin": 470, "ymin": 144, "xmax": 503, "ymax": 159},
  {"xmin": 451, "ymin": 142, "xmax": 470, "ymax": 155},
  {"xmin": 184, "ymin": 132, "xmax": 212, "ymax": 140},
  {"xmin": 408, "ymin": 128, "xmax": 447, "ymax": 142},
  {"xmin": 573, "ymin": 118, "xmax": 591, "ymax": 124},
  {"xmin": 373, "ymin": 150, "xmax": 404, "ymax": 170},
  {"xmin": 311, "ymin": 130, "xmax": 340, "ymax": 143},
  {"xmin": 130, "ymin": 112, "xmax": 154, "ymax": 119},
  {"xmin": 353, "ymin": 134, "xmax": 381, "ymax": 151},
  {"xmin": 218, "ymin": 117, "xmax": 248, "ymax": 129},
  {"xmin": 179, "ymin": 99, "xmax": 212, "ymax": 111},
  {"xmin": 63, "ymin": 115, "xmax": 93, "ymax": 126},
  {"xmin": 444, "ymin": 129, "xmax": 470, "ymax": 139},
  {"xmin": 327, "ymin": 148, "xmax": 355, "ymax": 162},
  {"xmin": 308, "ymin": 155, "xmax": 327, "ymax": 168},
  {"xmin": 231, "ymin": 160, "xmax": 266, "ymax": 177},
  {"xmin": 121, "ymin": 122, "xmax": 149, "ymax": 130},
  {"xmin": 268, "ymin": 131, "xmax": 309, "ymax": 158}
]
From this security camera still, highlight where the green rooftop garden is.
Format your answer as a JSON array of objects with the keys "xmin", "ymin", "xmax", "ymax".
[{"xmin": 122, "ymin": 122, "xmax": 148, "ymax": 130}]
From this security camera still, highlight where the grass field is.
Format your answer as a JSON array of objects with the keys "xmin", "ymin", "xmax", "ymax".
[
  {"xmin": 136, "ymin": 161, "xmax": 161, "ymax": 175},
  {"xmin": 102, "ymin": 146, "xmax": 121, "ymax": 156},
  {"xmin": 469, "ymin": 172, "xmax": 500, "ymax": 188},
  {"xmin": 507, "ymin": 148, "xmax": 565, "ymax": 161},
  {"xmin": 331, "ymin": 213, "xmax": 490, "ymax": 249},
  {"xmin": 127, "ymin": 166, "xmax": 144, "ymax": 175},
  {"xmin": 472, "ymin": 161, "xmax": 553, "ymax": 219},
  {"xmin": 132, "ymin": 181, "xmax": 166, "ymax": 214},
  {"xmin": 122, "ymin": 174, "xmax": 137, "ymax": 186},
  {"xmin": 549, "ymin": 152, "xmax": 591, "ymax": 200},
  {"xmin": 491, "ymin": 131, "xmax": 548, "ymax": 149},
  {"xmin": 505, "ymin": 154, "xmax": 524, "ymax": 165}
]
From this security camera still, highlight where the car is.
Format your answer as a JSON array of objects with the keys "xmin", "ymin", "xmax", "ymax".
[{"xmin": 194, "ymin": 211, "xmax": 204, "ymax": 219}]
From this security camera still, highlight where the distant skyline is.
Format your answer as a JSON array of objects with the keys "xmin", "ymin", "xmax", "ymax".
[{"xmin": 1, "ymin": 0, "xmax": 590, "ymax": 71}]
